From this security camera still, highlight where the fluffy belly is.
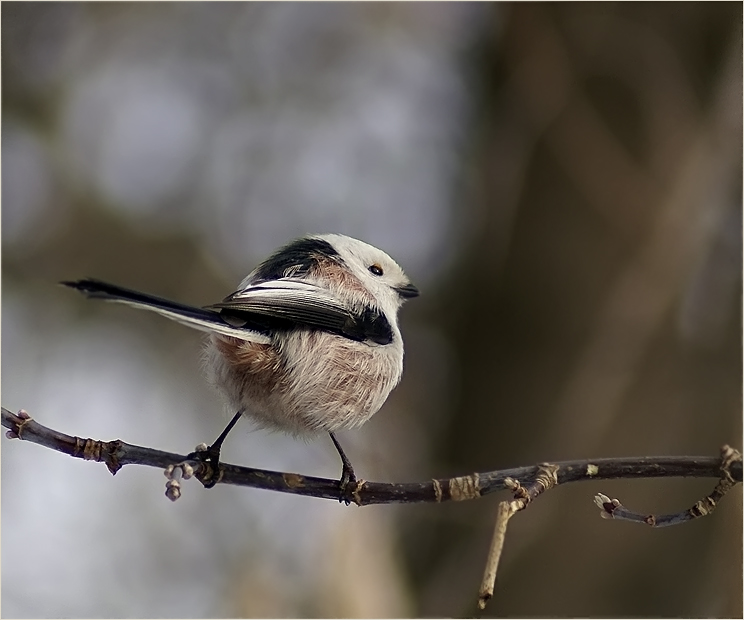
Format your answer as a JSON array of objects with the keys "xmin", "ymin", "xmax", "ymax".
[{"xmin": 204, "ymin": 331, "xmax": 403, "ymax": 436}]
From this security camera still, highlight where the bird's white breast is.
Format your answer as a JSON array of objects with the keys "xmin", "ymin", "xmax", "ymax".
[{"xmin": 203, "ymin": 329, "xmax": 404, "ymax": 436}]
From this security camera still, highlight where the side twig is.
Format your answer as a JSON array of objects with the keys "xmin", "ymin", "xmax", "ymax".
[
  {"xmin": 594, "ymin": 445, "xmax": 741, "ymax": 527},
  {"xmin": 478, "ymin": 464, "xmax": 559, "ymax": 609}
]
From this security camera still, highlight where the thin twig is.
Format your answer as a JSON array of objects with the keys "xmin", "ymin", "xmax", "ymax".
[
  {"xmin": 594, "ymin": 445, "xmax": 741, "ymax": 528},
  {"xmin": 478, "ymin": 464, "xmax": 559, "ymax": 609}
]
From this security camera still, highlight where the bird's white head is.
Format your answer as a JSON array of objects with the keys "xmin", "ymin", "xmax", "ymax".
[{"xmin": 315, "ymin": 233, "xmax": 419, "ymax": 316}]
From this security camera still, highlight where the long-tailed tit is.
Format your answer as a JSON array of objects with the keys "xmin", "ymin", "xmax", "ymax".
[{"xmin": 63, "ymin": 234, "xmax": 418, "ymax": 493}]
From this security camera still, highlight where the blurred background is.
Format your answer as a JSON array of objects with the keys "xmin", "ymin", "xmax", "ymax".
[{"xmin": 2, "ymin": 2, "xmax": 741, "ymax": 617}]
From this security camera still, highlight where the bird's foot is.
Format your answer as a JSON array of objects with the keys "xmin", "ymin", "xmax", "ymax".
[
  {"xmin": 338, "ymin": 462, "xmax": 358, "ymax": 505},
  {"xmin": 186, "ymin": 442, "xmax": 223, "ymax": 489}
]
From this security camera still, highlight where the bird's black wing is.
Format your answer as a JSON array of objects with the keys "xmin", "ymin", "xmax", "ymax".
[{"xmin": 209, "ymin": 280, "xmax": 393, "ymax": 345}]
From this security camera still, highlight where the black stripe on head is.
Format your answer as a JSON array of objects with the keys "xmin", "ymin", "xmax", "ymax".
[{"xmin": 252, "ymin": 237, "xmax": 340, "ymax": 282}]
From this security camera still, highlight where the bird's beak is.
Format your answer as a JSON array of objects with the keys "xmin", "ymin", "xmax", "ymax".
[{"xmin": 396, "ymin": 283, "xmax": 420, "ymax": 299}]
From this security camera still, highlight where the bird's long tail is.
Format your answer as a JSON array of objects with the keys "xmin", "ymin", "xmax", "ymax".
[{"xmin": 61, "ymin": 279, "xmax": 270, "ymax": 343}]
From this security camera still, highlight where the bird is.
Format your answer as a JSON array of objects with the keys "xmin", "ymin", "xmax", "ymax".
[{"xmin": 62, "ymin": 234, "xmax": 419, "ymax": 495}]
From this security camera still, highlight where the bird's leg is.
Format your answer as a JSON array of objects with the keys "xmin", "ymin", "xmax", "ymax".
[
  {"xmin": 329, "ymin": 431, "xmax": 357, "ymax": 502},
  {"xmin": 188, "ymin": 411, "xmax": 242, "ymax": 488}
]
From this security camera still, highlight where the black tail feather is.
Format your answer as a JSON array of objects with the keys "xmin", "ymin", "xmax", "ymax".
[{"xmin": 61, "ymin": 278, "xmax": 224, "ymax": 325}]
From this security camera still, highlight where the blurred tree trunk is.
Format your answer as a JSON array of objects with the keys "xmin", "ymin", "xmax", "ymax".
[{"xmin": 405, "ymin": 3, "xmax": 742, "ymax": 617}]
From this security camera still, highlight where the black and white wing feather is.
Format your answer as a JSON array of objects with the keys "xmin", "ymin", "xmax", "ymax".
[
  {"xmin": 211, "ymin": 280, "xmax": 352, "ymax": 331},
  {"xmin": 210, "ymin": 280, "xmax": 393, "ymax": 345}
]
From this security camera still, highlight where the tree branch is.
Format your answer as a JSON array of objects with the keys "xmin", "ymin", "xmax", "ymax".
[
  {"xmin": 4, "ymin": 407, "xmax": 740, "ymax": 505},
  {"xmin": 5, "ymin": 406, "xmax": 740, "ymax": 610}
]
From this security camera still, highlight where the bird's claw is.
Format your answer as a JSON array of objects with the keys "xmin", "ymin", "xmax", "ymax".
[
  {"xmin": 338, "ymin": 463, "xmax": 358, "ymax": 505},
  {"xmin": 186, "ymin": 443, "xmax": 222, "ymax": 489}
]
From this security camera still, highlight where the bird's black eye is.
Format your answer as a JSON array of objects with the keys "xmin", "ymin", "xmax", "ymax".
[{"xmin": 369, "ymin": 264, "xmax": 384, "ymax": 276}]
